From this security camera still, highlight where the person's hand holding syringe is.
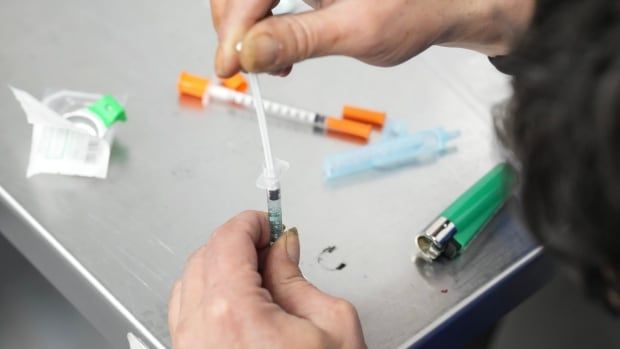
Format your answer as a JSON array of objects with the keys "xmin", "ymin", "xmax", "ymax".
[{"xmin": 168, "ymin": 0, "xmax": 536, "ymax": 347}]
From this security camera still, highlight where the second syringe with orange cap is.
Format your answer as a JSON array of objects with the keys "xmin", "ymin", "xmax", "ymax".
[{"xmin": 178, "ymin": 71, "xmax": 374, "ymax": 141}]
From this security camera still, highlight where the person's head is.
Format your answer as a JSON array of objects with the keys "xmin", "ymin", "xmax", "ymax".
[{"xmin": 497, "ymin": 0, "xmax": 620, "ymax": 311}]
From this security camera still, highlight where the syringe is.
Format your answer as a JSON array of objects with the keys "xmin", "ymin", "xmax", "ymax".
[
  {"xmin": 178, "ymin": 71, "xmax": 372, "ymax": 141},
  {"xmin": 247, "ymin": 73, "xmax": 284, "ymax": 243}
]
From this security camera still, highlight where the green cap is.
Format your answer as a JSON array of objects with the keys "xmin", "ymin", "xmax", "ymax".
[{"xmin": 88, "ymin": 95, "xmax": 127, "ymax": 128}]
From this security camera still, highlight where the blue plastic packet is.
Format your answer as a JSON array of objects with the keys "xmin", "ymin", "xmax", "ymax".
[{"xmin": 324, "ymin": 127, "xmax": 460, "ymax": 179}]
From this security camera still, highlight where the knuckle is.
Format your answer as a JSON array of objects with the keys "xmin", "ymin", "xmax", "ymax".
[
  {"xmin": 170, "ymin": 280, "xmax": 182, "ymax": 299},
  {"xmin": 185, "ymin": 245, "xmax": 206, "ymax": 265},
  {"xmin": 328, "ymin": 298, "xmax": 363, "ymax": 338},
  {"xmin": 284, "ymin": 16, "xmax": 317, "ymax": 60},
  {"xmin": 238, "ymin": 209, "xmax": 258, "ymax": 219},
  {"xmin": 209, "ymin": 226, "xmax": 226, "ymax": 241},
  {"xmin": 173, "ymin": 297, "xmax": 243, "ymax": 348},
  {"xmin": 233, "ymin": 219, "xmax": 255, "ymax": 236},
  {"xmin": 358, "ymin": 24, "xmax": 384, "ymax": 53},
  {"xmin": 332, "ymin": 298, "xmax": 358, "ymax": 319},
  {"xmin": 237, "ymin": 210, "xmax": 263, "ymax": 229},
  {"xmin": 217, "ymin": 211, "xmax": 259, "ymax": 237},
  {"xmin": 353, "ymin": 7, "xmax": 389, "ymax": 49},
  {"xmin": 172, "ymin": 321, "xmax": 195, "ymax": 349},
  {"xmin": 172, "ymin": 279, "xmax": 181, "ymax": 290},
  {"xmin": 205, "ymin": 296, "xmax": 236, "ymax": 323},
  {"xmin": 362, "ymin": 15, "xmax": 382, "ymax": 39}
]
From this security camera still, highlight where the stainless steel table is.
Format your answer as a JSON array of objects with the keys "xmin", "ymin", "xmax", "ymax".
[{"xmin": 0, "ymin": 1, "xmax": 549, "ymax": 348}]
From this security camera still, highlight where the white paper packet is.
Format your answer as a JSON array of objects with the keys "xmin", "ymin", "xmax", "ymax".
[{"xmin": 11, "ymin": 87, "xmax": 126, "ymax": 178}]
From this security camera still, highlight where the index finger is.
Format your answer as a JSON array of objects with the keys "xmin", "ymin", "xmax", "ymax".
[
  {"xmin": 203, "ymin": 210, "xmax": 272, "ymax": 278},
  {"xmin": 212, "ymin": 0, "xmax": 279, "ymax": 77},
  {"xmin": 211, "ymin": 0, "xmax": 278, "ymax": 31}
]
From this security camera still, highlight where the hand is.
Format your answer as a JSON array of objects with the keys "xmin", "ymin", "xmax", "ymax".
[
  {"xmin": 211, "ymin": 0, "xmax": 535, "ymax": 77},
  {"xmin": 168, "ymin": 211, "xmax": 366, "ymax": 349}
]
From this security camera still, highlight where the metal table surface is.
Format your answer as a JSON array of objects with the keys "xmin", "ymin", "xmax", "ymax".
[{"xmin": 0, "ymin": 1, "xmax": 547, "ymax": 348}]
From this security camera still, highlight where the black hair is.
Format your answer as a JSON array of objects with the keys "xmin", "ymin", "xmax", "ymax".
[{"xmin": 496, "ymin": 0, "xmax": 620, "ymax": 311}]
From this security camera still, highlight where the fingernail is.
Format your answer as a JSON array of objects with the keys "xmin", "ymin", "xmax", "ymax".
[
  {"xmin": 278, "ymin": 66, "xmax": 292, "ymax": 77},
  {"xmin": 269, "ymin": 66, "xmax": 292, "ymax": 77},
  {"xmin": 243, "ymin": 34, "xmax": 280, "ymax": 71},
  {"xmin": 284, "ymin": 227, "xmax": 300, "ymax": 264}
]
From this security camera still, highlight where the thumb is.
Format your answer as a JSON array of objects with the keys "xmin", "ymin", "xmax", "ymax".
[
  {"xmin": 238, "ymin": 2, "xmax": 368, "ymax": 73},
  {"xmin": 264, "ymin": 228, "xmax": 368, "ymax": 349},
  {"xmin": 262, "ymin": 228, "xmax": 335, "ymax": 320}
]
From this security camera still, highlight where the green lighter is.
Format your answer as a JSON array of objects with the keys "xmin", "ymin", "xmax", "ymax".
[{"xmin": 416, "ymin": 163, "xmax": 516, "ymax": 261}]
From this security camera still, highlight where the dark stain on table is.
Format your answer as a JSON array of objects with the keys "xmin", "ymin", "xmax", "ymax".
[{"xmin": 318, "ymin": 245, "xmax": 347, "ymax": 271}]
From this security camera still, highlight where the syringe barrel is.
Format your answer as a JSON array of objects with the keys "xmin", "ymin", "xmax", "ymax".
[
  {"xmin": 267, "ymin": 188, "xmax": 284, "ymax": 242},
  {"xmin": 201, "ymin": 84, "xmax": 372, "ymax": 141},
  {"xmin": 208, "ymin": 85, "xmax": 318, "ymax": 126}
]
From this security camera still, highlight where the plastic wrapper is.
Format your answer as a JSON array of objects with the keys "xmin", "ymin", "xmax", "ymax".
[{"xmin": 10, "ymin": 87, "xmax": 127, "ymax": 178}]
